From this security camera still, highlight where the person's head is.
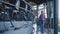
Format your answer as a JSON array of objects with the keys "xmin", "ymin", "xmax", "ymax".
[{"xmin": 41, "ymin": 11, "xmax": 44, "ymax": 14}]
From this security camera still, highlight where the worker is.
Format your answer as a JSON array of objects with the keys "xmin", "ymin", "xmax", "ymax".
[{"xmin": 39, "ymin": 11, "xmax": 46, "ymax": 34}]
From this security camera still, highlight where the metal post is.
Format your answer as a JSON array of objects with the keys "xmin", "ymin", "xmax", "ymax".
[
  {"xmin": 36, "ymin": 5, "xmax": 39, "ymax": 34},
  {"xmin": 54, "ymin": 0, "xmax": 58, "ymax": 34},
  {"xmin": 8, "ymin": 8, "xmax": 14, "ymax": 27},
  {"xmin": 46, "ymin": 1, "xmax": 51, "ymax": 34}
]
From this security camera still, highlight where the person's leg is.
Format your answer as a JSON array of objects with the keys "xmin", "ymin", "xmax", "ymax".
[{"xmin": 41, "ymin": 20, "xmax": 44, "ymax": 34}]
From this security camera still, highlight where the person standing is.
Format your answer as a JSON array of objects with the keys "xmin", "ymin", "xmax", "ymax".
[{"xmin": 39, "ymin": 11, "xmax": 46, "ymax": 34}]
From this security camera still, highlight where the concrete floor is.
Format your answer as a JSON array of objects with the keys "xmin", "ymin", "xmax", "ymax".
[
  {"xmin": 0, "ymin": 21, "xmax": 33, "ymax": 34},
  {"xmin": 0, "ymin": 21, "xmax": 60, "ymax": 34},
  {"xmin": 33, "ymin": 24, "xmax": 54, "ymax": 34}
]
